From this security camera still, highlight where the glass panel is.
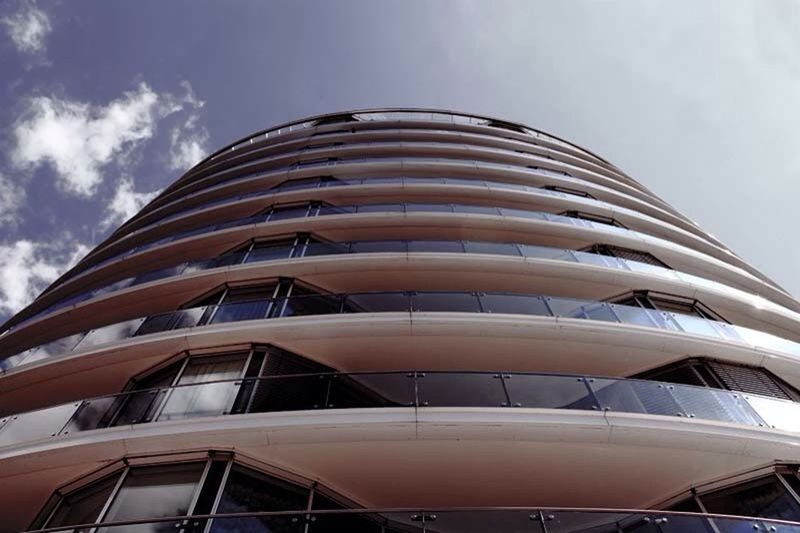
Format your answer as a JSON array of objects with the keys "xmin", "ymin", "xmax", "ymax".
[
  {"xmin": 247, "ymin": 375, "xmax": 329, "ymax": 412},
  {"xmin": 504, "ymin": 375, "xmax": 597, "ymax": 410},
  {"xmin": 609, "ymin": 304, "xmax": 663, "ymax": 328},
  {"xmin": 210, "ymin": 515, "xmax": 305, "ymax": 533},
  {"xmin": 701, "ymin": 475, "xmax": 800, "ymax": 522},
  {"xmin": 62, "ymin": 396, "xmax": 121, "ymax": 434},
  {"xmin": 157, "ymin": 355, "xmax": 247, "ymax": 421},
  {"xmin": 518, "ymin": 245, "xmax": 576, "ymax": 261},
  {"xmin": 245, "ymin": 241, "xmax": 295, "ymax": 263},
  {"xmin": 302, "ymin": 241, "xmax": 350, "ymax": 257},
  {"xmin": 412, "ymin": 292, "xmax": 482, "ymax": 312},
  {"xmin": 405, "ymin": 203, "xmax": 453, "ymax": 213},
  {"xmin": 670, "ymin": 313, "xmax": 722, "ymax": 339},
  {"xmin": 98, "ymin": 462, "xmax": 205, "ymax": 532},
  {"xmin": 46, "ymin": 473, "xmax": 120, "ymax": 530},
  {"xmin": 356, "ymin": 203, "xmax": 404, "ymax": 213},
  {"xmin": 417, "ymin": 373, "xmax": 508, "ymax": 407},
  {"xmin": 407, "ymin": 240, "xmax": 465, "ymax": 253},
  {"xmin": 109, "ymin": 389, "xmax": 167, "ymax": 426},
  {"xmin": 589, "ymin": 379, "xmax": 682, "ymax": 416},
  {"xmin": 479, "ymin": 294, "xmax": 551, "ymax": 316},
  {"xmin": 452, "ymin": 205, "xmax": 501, "ymax": 215},
  {"xmin": 267, "ymin": 205, "xmax": 309, "ymax": 221},
  {"xmin": 546, "ymin": 297, "xmax": 596, "ymax": 318},
  {"xmin": 343, "ymin": 292, "xmax": 410, "ymax": 313},
  {"xmin": 746, "ymin": 395, "xmax": 800, "ymax": 432},
  {"xmin": 279, "ymin": 294, "xmax": 342, "ymax": 317},
  {"xmin": 75, "ymin": 318, "xmax": 146, "ymax": 350},
  {"xmin": 326, "ymin": 373, "xmax": 415, "ymax": 408},
  {"xmin": 211, "ymin": 469, "xmax": 308, "ymax": 532},
  {"xmin": 211, "ymin": 300, "xmax": 271, "ymax": 324},
  {"xmin": 350, "ymin": 241, "xmax": 407, "ymax": 253},
  {"xmin": 0, "ymin": 402, "xmax": 80, "ymax": 446},
  {"xmin": 384, "ymin": 510, "xmax": 541, "ymax": 533},
  {"xmin": 670, "ymin": 385, "xmax": 764, "ymax": 425},
  {"xmin": 135, "ymin": 312, "xmax": 179, "ymax": 336},
  {"xmin": 19, "ymin": 332, "xmax": 87, "ymax": 363},
  {"xmin": 463, "ymin": 242, "xmax": 521, "ymax": 256}
]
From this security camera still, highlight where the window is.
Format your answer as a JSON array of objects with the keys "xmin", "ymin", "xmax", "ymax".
[
  {"xmin": 313, "ymin": 113, "xmax": 358, "ymax": 126},
  {"xmin": 543, "ymin": 185, "xmax": 595, "ymax": 199},
  {"xmin": 635, "ymin": 358, "xmax": 800, "ymax": 401},
  {"xmin": 701, "ymin": 475, "xmax": 800, "ymax": 522},
  {"xmin": 559, "ymin": 210, "xmax": 626, "ymax": 228},
  {"xmin": 585, "ymin": 244, "xmax": 670, "ymax": 269},
  {"xmin": 611, "ymin": 290, "xmax": 727, "ymax": 322},
  {"xmin": 485, "ymin": 119, "xmax": 527, "ymax": 134},
  {"xmin": 34, "ymin": 455, "xmax": 334, "ymax": 532}
]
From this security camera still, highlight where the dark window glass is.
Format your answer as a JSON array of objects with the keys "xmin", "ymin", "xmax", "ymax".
[
  {"xmin": 479, "ymin": 294, "xmax": 550, "ymax": 316},
  {"xmin": 46, "ymin": 474, "xmax": 119, "ymax": 529},
  {"xmin": 350, "ymin": 241, "xmax": 407, "ymax": 253},
  {"xmin": 192, "ymin": 461, "xmax": 228, "ymax": 515},
  {"xmin": 279, "ymin": 293, "xmax": 341, "ymax": 317},
  {"xmin": 407, "ymin": 240, "xmax": 465, "ymax": 253},
  {"xmin": 268, "ymin": 205, "xmax": 310, "ymax": 221},
  {"xmin": 356, "ymin": 203, "xmax": 403, "ymax": 213},
  {"xmin": 417, "ymin": 373, "xmax": 508, "ymax": 407},
  {"xmin": 157, "ymin": 354, "xmax": 247, "ymax": 421},
  {"xmin": 405, "ymin": 203, "xmax": 454, "ymax": 213},
  {"xmin": 452, "ymin": 205, "xmax": 501, "ymax": 215},
  {"xmin": 212, "ymin": 300, "xmax": 272, "ymax": 324},
  {"xmin": 302, "ymin": 240, "xmax": 349, "ymax": 257},
  {"xmin": 247, "ymin": 375, "xmax": 329, "ymax": 412},
  {"xmin": 700, "ymin": 475, "xmax": 800, "ymax": 522},
  {"xmin": 275, "ymin": 177, "xmax": 324, "ymax": 191},
  {"xmin": 504, "ymin": 375, "xmax": 598, "ymax": 410},
  {"xmin": 636, "ymin": 363, "xmax": 708, "ymax": 388},
  {"xmin": 667, "ymin": 498, "xmax": 704, "ymax": 514},
  {"xmin": 326, "ymin": 373, "xmax": 415, "ymax": 408},
  {"xmin": 245, "ymin": 239, "xmax": 295, "ymax": 263},
  {"xmin": 412, "ymin": 292, "xmax": 482, "ymax": 312},
  {"xmin": 464, "ymin": 242, "xmax": 521, "ymax": 256},
  {"xmin": 212, "ymin": 465, "xmax": 309, "ymax": 533},
  {"xmin": 342, "ymin": 292, "xmax": 410, "ymax": 313},
  {"xmin": 543, "ymin": 185, "xmax": 594, "ymax": 199},
  {"xmin": 98, "ymin": 463, "xmax": 205, "ymax": 530},
  {"xmin": 111, "ymin": 363, "xmax": 181, "ymax": 426}
]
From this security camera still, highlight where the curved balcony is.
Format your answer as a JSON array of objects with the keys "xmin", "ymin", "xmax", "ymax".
[
  {"xmin": 35, "ymin": 201, "xmax": 768, "ymax": 306},
  {"xmin": 4, "ymin": 289, "xmax": 800, "ymax": 380},
  {"xmin": 92, "ymin": 175, "xmax": 720, "ymax": 268},
  {"xmin": 20, "ymin": 506, "xmax": 800, "ymax": 533},
  {"xmin": 2, "ymin": 369, "xmax": 799, "ymax": 455}
]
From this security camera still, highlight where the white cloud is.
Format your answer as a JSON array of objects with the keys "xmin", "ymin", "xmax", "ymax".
[
  {"xmin": 169, "ymin": 114, "xmax": 210, "ymax": 171},
  {"xmin": 0, "ymin": 174, "xmax": 26, "ymax": 229},
  {"xmin": 2, "ymin": 0, "xmax": 51, "ymax": 55},
  {"xmin": 0, "ymin": 238, "xmax": 89, "ymax": 315},
  {"xmin": 11, "ymin": 82, "xmax": 203, "ymax": 198},
  {"xmin": 101, "ymin": 176, "xmax": 160, "ymax": 230}
]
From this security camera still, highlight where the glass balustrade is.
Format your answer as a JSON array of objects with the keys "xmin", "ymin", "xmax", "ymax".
[
  {"xmin": 11, "ymin": 203, "xmax": 766, "ymax": 335},
  {"xmin": 7, "ymin": 288, "xmax": 800, "ymax": 378},
  {"xmin": 16, "ymin": 504, "xmax": 800, "ymax": 532},
  {"xmin": 3, "ymin": 370, "xmax": 800, "ymax": 451},
  {"xmin": 58, "ymin": 155, "xmax": 689, "ymax": 287}
]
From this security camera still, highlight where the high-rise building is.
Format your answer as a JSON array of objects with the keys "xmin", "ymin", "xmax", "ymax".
[{"xmin": 2, "ymin": 109, "xmax": 800, "ymax": 532}]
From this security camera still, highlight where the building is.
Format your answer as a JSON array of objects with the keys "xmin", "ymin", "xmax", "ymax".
[{"xmin": 2, "ymin": 109, "xmax": 800, "ymax": 532}]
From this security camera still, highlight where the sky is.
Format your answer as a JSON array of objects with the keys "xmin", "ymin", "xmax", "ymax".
[{"xmin": 0, "ymin": 0, "xmax": 798, "ymax": 323}]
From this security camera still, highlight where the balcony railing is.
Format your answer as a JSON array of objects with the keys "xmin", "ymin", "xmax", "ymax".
[
  {"xmin": 22, "ymin": 506, "xmax": 800, "ymax": 532},
  {"xmin": 4, "ymin": 289, "xmax": 800, "ymax": 381},
  {"xmin": 53, "ymin": 199, "xmax": 641, "ymax": 287},
  {"xmin": 1, "ymin": 370, "xmax": 799, "ymax": 450}
]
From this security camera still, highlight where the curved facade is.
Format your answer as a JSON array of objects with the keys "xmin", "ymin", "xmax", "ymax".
[{"xmin": 3, "ymin": 109, "xmax": 800, "ymax": 532}]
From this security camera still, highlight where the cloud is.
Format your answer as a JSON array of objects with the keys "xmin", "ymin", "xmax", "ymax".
[
  {"xmin": 169, "ymin": 114, "xmax": 210, "ymax": 171},
  {"xmin": 0, "ymin": 174, "xmax": 26, "ymax": 229},
  {"xmin": 2, "ymin": 0, "xmax": 51, "ymax": 55},
  {"xmin": 0, "ymin": 238, "xmax": 89, "ymax": 315},
  {"xmin": 11, "ymin": 82, "xmax": 204, "ymax": 198},
  {"xmin": 101, "ymin": 176, "xmax": 160, "ymax": 230}
]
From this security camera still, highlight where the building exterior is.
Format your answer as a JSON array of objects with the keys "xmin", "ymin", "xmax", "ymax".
[{"xmin": 2, "ymin": 109, "xmax": 800, "ymax": 531}]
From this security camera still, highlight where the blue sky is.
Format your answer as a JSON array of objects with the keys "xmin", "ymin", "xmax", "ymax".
[{"xmin": 0, "ymin": 0, "xmax": 798, "ymax": 323}]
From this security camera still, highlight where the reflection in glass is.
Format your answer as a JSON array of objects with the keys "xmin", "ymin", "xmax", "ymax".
[{"xmin": 98, "ymin": 463, "xmax": 204, "ymax": 533}]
